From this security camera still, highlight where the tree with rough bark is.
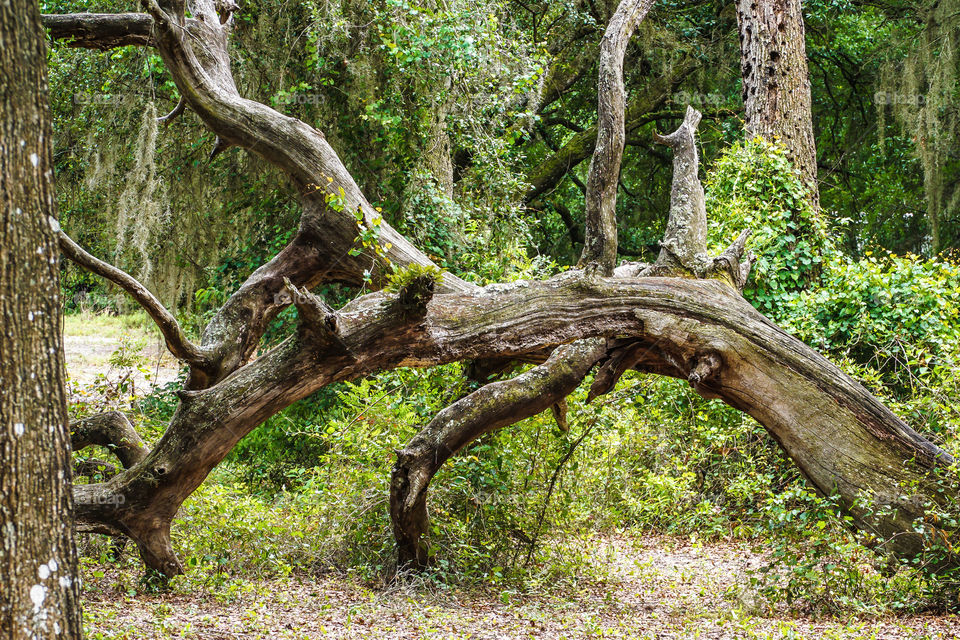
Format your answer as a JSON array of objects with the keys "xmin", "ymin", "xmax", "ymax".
[
  {"xmin": 737, "ymin": 0, "xmax": 820, "ymax": 209},
  {"xmin": 0, "ymin": 0, "xmax": 82, "ymax": 637},
  {"xmin": 39, "ymin": 0, "xmax": 958, "ymax": 578}
]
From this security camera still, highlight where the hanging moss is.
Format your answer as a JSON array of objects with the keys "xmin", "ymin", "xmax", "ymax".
[
  {"xmin": 879, "ymin": 0, "xmax": 960, "ymax": 254},
  {"xmin": 115, "ymin": 103, "xmax": 165, "ymax": 283}
]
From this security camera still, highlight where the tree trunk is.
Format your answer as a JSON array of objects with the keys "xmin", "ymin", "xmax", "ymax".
[
  {"xmin": 0, "ymin": 1, "xmax": 82, "ymax": 637},
  {"xmin": 580, "ymin": 0, "xmax": 656, "ymax": 274},
  {"xmin": 737, "ymin": 0, "xmax": 820, "ymax": 209}
]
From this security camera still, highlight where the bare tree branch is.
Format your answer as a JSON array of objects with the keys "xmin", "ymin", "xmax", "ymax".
[
  {"xmin": 44, "ymin": 3, "xmax": 475, "ymax": 390},
  {"xmin": 157, "ymin": 96, "xmax": 186, "ymax": 125},
  {"xmin": 581, "ymin": 0, "xmax": 657, "ymax": 274},
  {"xmin": 58, "ymin": 231, "xmax": 211, "ymax": 369},
  {"xmin": 71, "ymin": 411, "xmax": 148, "ymax": 469},
  {"xmin": 649, "ymin": 105, "xmax": 710, "ymax": 275}
]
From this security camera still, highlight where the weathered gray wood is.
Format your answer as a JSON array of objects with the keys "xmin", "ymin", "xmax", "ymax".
[
  {"xmin": 580, "ymin": 0, "xmax": 656, "ymax": 274},
  {"xmin": 41, "ymin": 13, "xmax": 154, "ymax": 49},
  {"xmin": 650, "ymin": 106, "xmax": 710, "ymax": 276},
  {"xmin": 66, "ymin": 270, "xmax": 956, "ymax": 574}
]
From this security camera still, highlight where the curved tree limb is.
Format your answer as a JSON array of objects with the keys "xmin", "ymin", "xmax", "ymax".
[
  {"xmin": 71, "ymin": 411, "xmax": 148, "ymax": 470},
  {"xmin": 580, "ymin": 0, "xmax": 656, "ymax": 274},
  {"xmin": 391, "ymin": 339, "xmax": 606, "ymax": 569},
  {"xmin": 69, "ymin": 268, "xmax": 956, "ymax": 575},
  {"xmin": 137, "ymin": 0, "xmax": 473, "ymax": 292},
  {"xmin": 58, "ymin": 231, "xmax": 211, "ymax": 370},
  {"xmin": 41, "ymin": 13, "xmax": 155, "ymax": 50},
  {"xmin": 44, "ymin": 7, "xmax": 473, "ymax": 390},
  {"xmin": 45, "ymin": 5, "xmax": 476, "ymax": 391},
  {"xmin": 157, "ymin": 95, "xmax": 186, "ymax": 125}
]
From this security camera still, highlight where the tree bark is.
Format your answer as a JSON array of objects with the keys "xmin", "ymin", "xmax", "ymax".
[
  {"xmin": 580, "ymin": 0, "xmax": 656, "ymax": 274},
  {"xmin": 71, "ymin": 412, "xmax": 148, "ymax": 470},
  {"xmin": 0, "ymin": 1, "xmax": 82, "ymax": 637},
  {"xmin": 649, "ymin": 106, "xmax": 711, "ymax": 276},
  {"xmin": 737, "ymin": 0, "xmax": 820, "ymax": 209},
  {"xmin": 41, "ymin": 13, "xmax": 154, "ymax": 49},
  {"xmin": 66, "ymin": 268, "xmax": 957, "ymax": 574}
]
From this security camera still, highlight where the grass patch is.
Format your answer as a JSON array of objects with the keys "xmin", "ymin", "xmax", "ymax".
[{"xmin": 63, "ymin": 310, "xmax": 160, "ymax": 340}]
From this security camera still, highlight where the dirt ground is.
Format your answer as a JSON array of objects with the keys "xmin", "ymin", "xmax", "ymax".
[
  {"xmin": 63, "ymin": 314, "xmax": 181, "ymax": 391},
  {"xmin": 81, "ymin": 536, "xmax": 960, "ymax": 640}
]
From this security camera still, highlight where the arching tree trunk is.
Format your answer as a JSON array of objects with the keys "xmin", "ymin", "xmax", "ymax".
[
  {"xmin": 0, "ymin": 1, "xmax": 82, "ymax": 637},
  {"xmin": 391, "ymin": 341, "xmax": 606, "ymax": 568},
  {"xmin": 737, "ymin": 0, "xmax": 820, "ymax": 209}
]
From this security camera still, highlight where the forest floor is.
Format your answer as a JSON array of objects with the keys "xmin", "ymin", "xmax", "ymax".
[
  {"xmin": 79, "ymin": 535, "xmax": 959, "ymax": 640},
  {"xmin": 65, "ymin": 315, "xmax": 960, "ymax": 639}
]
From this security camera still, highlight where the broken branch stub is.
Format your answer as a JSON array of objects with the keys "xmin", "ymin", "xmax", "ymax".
[
  {"xmin": 647, "ymin": 107, "xmax": 755, "ymax": 290},
  {"xmin": 650, "ymin": 106, "xmax": 710, "ymax": 276}
]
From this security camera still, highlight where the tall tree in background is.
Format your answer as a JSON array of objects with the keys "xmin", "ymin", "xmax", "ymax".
[
  {"xmin": 0, "ymin": 0, "xmax": 82, "ymax": 637},
  {"xmin": 737, "ymin": 0, "xmax": 820, "ymax": 209}
]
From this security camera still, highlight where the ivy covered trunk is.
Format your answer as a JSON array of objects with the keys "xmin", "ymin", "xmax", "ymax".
[{"xmin": 736, "ymin": 0, "xmax": 820, "ymax": 209}]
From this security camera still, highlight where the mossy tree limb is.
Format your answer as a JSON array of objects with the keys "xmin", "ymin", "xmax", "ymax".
[{"xmin": 391, "ymin": 340, "xmax": 606, "ymax": 569}]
